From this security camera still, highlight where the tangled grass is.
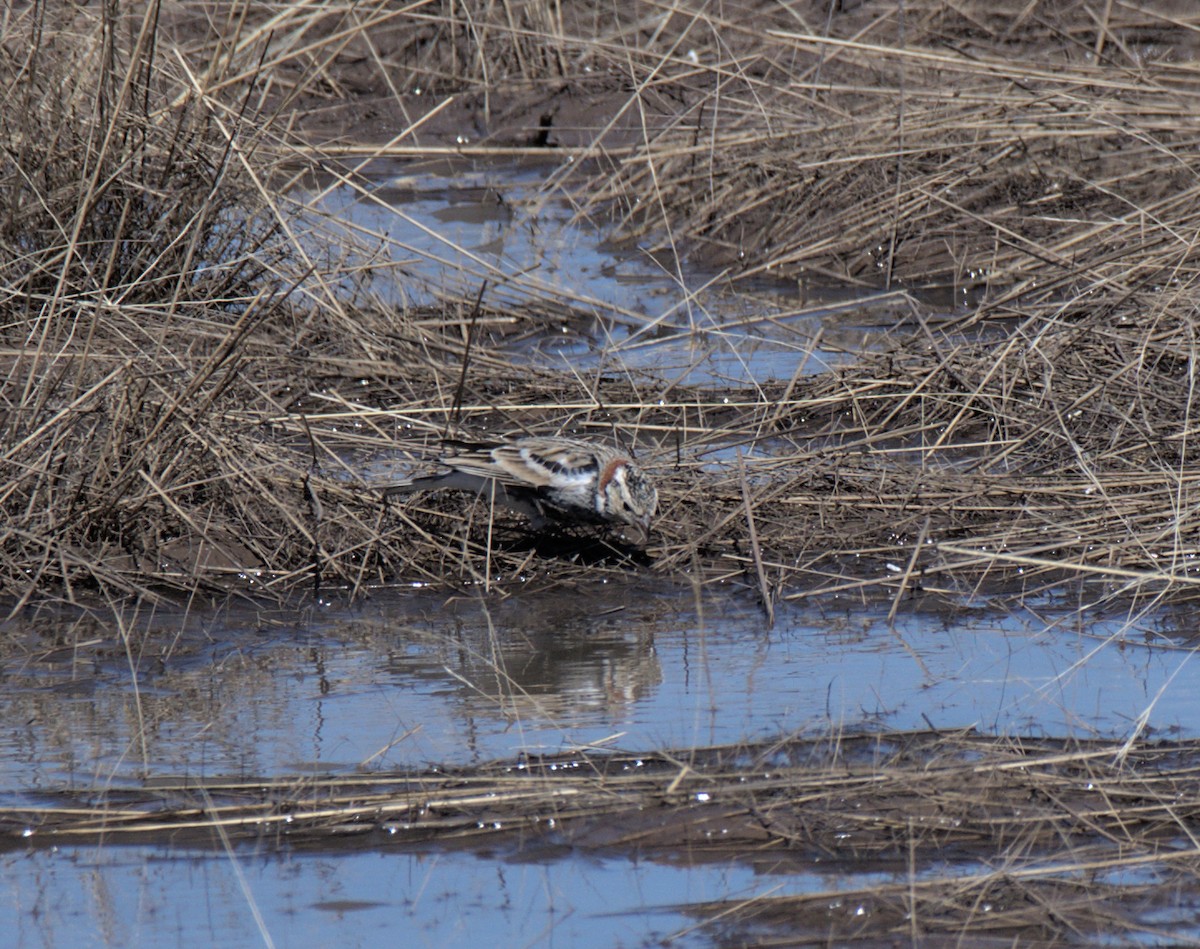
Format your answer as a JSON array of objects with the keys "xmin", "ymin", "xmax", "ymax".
[{"xmin": 2, "ymin": 0, "xmax": 1200, "ymax": 620}]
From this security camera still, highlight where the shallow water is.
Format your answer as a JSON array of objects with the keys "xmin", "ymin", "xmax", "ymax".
[
  {"xmin": 4, "ymin": 588, "xmax": 1200, "ymax": 947},
  {"xmin": 2, "ymin": 589, "xmax": 1196, "ymax": 793},
  {"xmin": 297, "ymin": 158, "xmax": 964, "ymax": 386},
  {"xmin": 5, "ymin": 827, "xmax": 916, "ymax": 949},
  {"xmin": 7, "ymin": 159, "xmax": 1195, "ymax": 947}
]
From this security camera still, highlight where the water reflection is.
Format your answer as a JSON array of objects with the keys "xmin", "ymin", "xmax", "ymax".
[
  {"xmin": 292, "ymin": 160, "xmax": 963, "ymax": 386},
  {"xmin": 3, "ymin": 588, "xmax": 1199, "ymax": 792},
  {"xmin": 5, "ymin": 587, "xmax": 1200, "ymax": 947}
]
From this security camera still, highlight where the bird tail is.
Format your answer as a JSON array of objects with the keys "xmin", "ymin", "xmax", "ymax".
[
  {"xmin": 380, "ymin": 473, "xmax": 547, "ymax": 527},
  {"xmin": 380, "ymin": 474, "xmax": 447, "ymax": 498}
]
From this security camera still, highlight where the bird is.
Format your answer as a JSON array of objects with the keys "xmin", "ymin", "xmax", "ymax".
[{"xmin": 382, "ymin": 436, "xmax": 657, "ymax": 540}]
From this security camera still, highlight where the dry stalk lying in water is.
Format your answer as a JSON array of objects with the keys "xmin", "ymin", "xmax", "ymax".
[{"xmin": 7, "ymin": 729, "xmax": 1200, "ymax": 943}]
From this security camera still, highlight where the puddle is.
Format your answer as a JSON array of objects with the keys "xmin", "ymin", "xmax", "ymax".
[
  {"xmin": 1, "ymin": 839, "xmax": 844, "ymax": 949},
  {"xmin": 293, "ymin": 159, "xmax": 971, "ymax": 386},
  {"xmin": 2, "ymin": 588, "xmax": 1198, "ymax": 946},
  {"xmin": 2, "ymin": 590, "xmax": 1197, "ymax": 790}
]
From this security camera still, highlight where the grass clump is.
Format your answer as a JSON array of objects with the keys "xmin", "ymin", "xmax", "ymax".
[{"xmin": 0, "ymin": 4, "xmax": 301, "ymax": 604}]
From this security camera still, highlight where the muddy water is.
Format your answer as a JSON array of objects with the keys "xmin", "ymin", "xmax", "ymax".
[{"xmin": 5, "ymin": 162, "xmax": 1195, "ymax": 947}]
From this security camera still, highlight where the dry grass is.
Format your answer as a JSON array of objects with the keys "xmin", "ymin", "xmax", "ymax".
[
  {"xmin": 9, "ymin": 728, "xmax": 1200, "ymax": 943},
  {"xmin": 3, "ymin": 1, "xmax": 1200, "ymax": 618},
  {"xmin": 589, "ymin": 0, "xmax": 1200, "ymax": 294}
]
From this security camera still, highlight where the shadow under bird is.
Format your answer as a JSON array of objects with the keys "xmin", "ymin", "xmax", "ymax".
[{"xmin": 381, "ymin": 436, "xmax": 657, "ymax": 541}]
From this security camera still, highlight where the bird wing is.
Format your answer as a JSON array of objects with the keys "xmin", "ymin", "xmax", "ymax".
[{"xmin": 441, "ymin": 438, "xmax": 601, "ymax": 490}]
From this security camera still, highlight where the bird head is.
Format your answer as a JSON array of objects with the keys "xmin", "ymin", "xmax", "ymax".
[{"xmin": 604, "ymin": 461, "xmax": 658, "ymax": 541}]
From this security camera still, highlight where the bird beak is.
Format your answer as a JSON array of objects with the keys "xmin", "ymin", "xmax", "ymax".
[{"xmin": 638, "ymin": 515, "xmax": 652, "ymax": 545}]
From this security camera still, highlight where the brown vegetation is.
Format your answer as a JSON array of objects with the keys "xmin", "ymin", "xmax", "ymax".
[{"xmin": 2, "ymin": 0, "xmax": 1200, "ymax": 621}]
